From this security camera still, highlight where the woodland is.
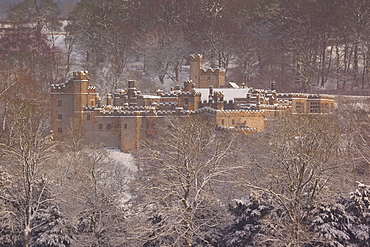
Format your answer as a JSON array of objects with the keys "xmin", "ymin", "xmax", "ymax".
[{"xmin": 1, "ymin": 0, "xmax": 370, "ymax": 246}]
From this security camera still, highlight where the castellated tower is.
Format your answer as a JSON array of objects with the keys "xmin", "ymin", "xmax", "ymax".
[
  {"xmin": 189, "ymin": 54, "xmax": 226, "ymax": 88},
  {"xmin": 190, "ymin": 54, "xmax": 202, "ymax": 87},
  {"xmin": 127, "ymin": 80, "xmax": 138, "ymax": 106},
  {"xmin": 51, "ymin": 71, "xmax": 98, "ymax": 138},
  {"xmin": 72, "ymin": 71, "xmax": 92, "ymax": 112}
]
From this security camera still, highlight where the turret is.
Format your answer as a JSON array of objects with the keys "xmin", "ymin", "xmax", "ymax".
[
  {"xmin": 106, "ymin": 93, "xmax": 112, "ymax": 105},
  {"xmin": 127, "ymin": 80, "xmax": 137, "ymax": 106},
  {"xmin": 271, "ymin": 81, "xmax": 276, "ymax": 91},
  {"xmin": 183, "ymin": 80, "xmax": 194, "ymax": 92},
  {"xmin": 189, "ymin": 54, "xmax": 202, "ymax": 87},
  {"xmin": 73, "ymin": 71, "xmax": 89, "ymax": 81},
  {"xmin": 50, "ymin": 71, "xmax": 98, "ymax": 139}
]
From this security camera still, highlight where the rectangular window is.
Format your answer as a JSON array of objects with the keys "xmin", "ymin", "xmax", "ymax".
[
  {"xmin": 310, "ymin": 102, "xmax": 320, "ymax": 113},
  {"xmin": 221, "ymin": 119, "xmax": 224, "ymax": 125},
  {"xmin": 90, "ymin": 100, "xmax": 95, "ymax": 106},
  {"xmin": 99, "ymin": 124, "xmax": 103, "ymax": 129},
  {"xmin": 57, "ymin": 128, "xmax": 62, "ymax": 133},
  {"xmin": 124, "ymin": 124, "xmax": 127, "ymax": 129},
  {"xmin": 87, "ymin": 114, "xmax": 91, "ymax": 120},
  {"xmin": 296, "ymin": 102, "xmax": 301, "ymax": 113},
  {"xmin": 57, "ymin": 100, "xmax": 62, "ymax": 106},
  {"xmin": 57, "ymin": 114, "xmax": 62, "ymax": 120},
  {"xmin": 232, "ymin": 119, "xmax": 235, "ymax": 125},
  {"xmin": 106, "ymin": 124, "xmax": 112, "ymax": 129}
]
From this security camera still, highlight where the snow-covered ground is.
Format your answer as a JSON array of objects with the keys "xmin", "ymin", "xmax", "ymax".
[
  {"xmin": 107, "ymin": 148, "xmax": 137, "ymax": 172},
  {"xmin": 105, "ymin": 148, "xmax": 137, "ymax": 205}
]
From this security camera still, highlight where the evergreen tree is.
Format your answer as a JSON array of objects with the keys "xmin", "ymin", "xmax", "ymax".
[
  {"xmin": 342, "ymin": 182, "xmax": 370, "ymax": 246},
  {"xmin": 309, "ymin": 183, "xmax": 370, "ymax": 246},
  {"xmin": 309, "ymin": 203, "xmax": 352, "ymax": 246},
  {"xmin": 30, "ymin": 205, "xmax": 75, "ymax": 247},
  {"xmin": 218, "ymin": 195, "xmax": 272, "ymax": 247}
]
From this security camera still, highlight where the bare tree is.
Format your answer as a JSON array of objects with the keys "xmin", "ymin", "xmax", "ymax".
[
  {"xmin": 0, "ymin": 101, "xmax": 57, "ymax": 247},
  {"xmin": 137, "ymin": 25, "xmax": 190, "ymax": 84},
  {"xmin": 6, "ymin": 0, "xmax": 60, "ymax": 33},
  {"xmin": 244, "ymin": 113, "xmax": 344, "ymax": 246},
  {"xmin": 129, "ymin": 115, "xmax": 243, "ymax": 246},
  {"xmin": 67, "ymin": 0, "xmax": 136, "ymax": 95},
  {"xmin": 335, "ymin": 97, "xmax": 370, "ymax": 186},
  {"xmin": 51, "ymin": 134, "xmax": 134, "ymax": 246}
]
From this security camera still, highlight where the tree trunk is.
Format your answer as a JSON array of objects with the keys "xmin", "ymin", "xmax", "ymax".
[
  {"xmin": 320, "ymin": 40, "xmax": 326, "ymax": 88},
  {"xmin": 353, "ymin": 41, "xmax": 359, "ymax": 88},
  {"xmin": 23, "ymin": 225, "xmax": 31, "ymax": 247},
  {"xmin": 336, "ymin": 45, "xmax": 340, "ymax": 89}
]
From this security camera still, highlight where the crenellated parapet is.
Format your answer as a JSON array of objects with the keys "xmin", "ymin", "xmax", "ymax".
[
  {"xmin": 161, "ymin": 92, "xmax": 180, "ymax": 97},
  {"xmin": 195, "ymin": 107, "xmax": 217, "ymax": 114},
  {"xmin": 217, "ymin": 109, "xmax": 264, "ymax": 115},
  {"xmin": 259, "ymin": 104, "xmax": 289, "ymax": 110},
  {"xmin": 183, "ymin": 80, "xmax": 195, "ymax": 92},
  {"xmin": 51, "ymin": 82, "xmax": 68, "ymax": 92},
  {"xmin": 217, "ymin": 126, "xmax": 256, "ymax": 132},
  {"xmin": 73, "ymin": 71, "xmax": 89, "ymax": 80},
  {"xmin": 178, "ymin": 91, "xmax": 202, "ymax": 97},
  {"xmin": 189, "ymin": 54, "xmax": 203, "ymax": 62},
  {"xmin": 99, "ymin": 108, "xmax": 194, "ymax": 116},
  {"xmin": 201, "ymin": 68, "xmax": 226, "ymax": 74}
]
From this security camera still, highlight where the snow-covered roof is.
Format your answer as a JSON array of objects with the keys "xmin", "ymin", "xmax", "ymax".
[
  {"xmin": 226, "ymin": 82, "xmax": 240, "ymax": 88},
  {"xmin": 142, "ymin": 95, "xmax": 161, "ymax": 99},
  {"xmin": 195, "ymin": 88, "xmax": 251, "ymax": 102}
]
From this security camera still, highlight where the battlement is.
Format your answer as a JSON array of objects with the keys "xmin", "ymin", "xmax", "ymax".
[
  {"xmin": 51, "ymin": 82, "xmax": 67, "ymax": 90},
  {"xmin": 277, "ymin": 93, "xmax": 335, "ymax": 99},
  {"xmin": 178, "ymin": 91, "xmax": 201, "ymax": 96},
  {"xmin": 183, "ymin": 80, "xmax": 195, "ymax": 92},
  {"xmin": 51, "ymin": 72, "xmax": 92, "ymax": 92},
  {"xmin": 195, "ymin": 107, "xmax": 217, "ymax": 114},
  {"xmin": 217, "ymin": 109, "xmax": 263, "ymax": 115},
  {"xmin": 201, "ymin": 68, "xmax": 226, "ymax": 74},
  {"xmin": 278, "ymin": 99, "xmax": 292, "ymax": 104},
  {"xmin": 260, "ymin": 104, "xmax": 288, "ymax": 109},
  {"xmin": 189, "ymin": 54, "xmax": 203, "ymax": 62},
  {"xmin": 84, "ymin": 106, "xmax": 100, "ymax": 110},
  {"xmin": 250, "ymin": 89, "xmax": 265, "ymax": 94},
  {"xmin": 159, "ymin": 102, "xmax": 177, "ymax": 107},
  {"xmin": 73, "ymin": 71, "xmax": 89, "ymax": 80},
  {"xmin": 161, "ymin": 92, "xmax": 179, "ymax": 97},
  {"xmin": 308, "ymin": 94, "xmax": 335, "ymax": 99},
  {"xmin": 217, "ymin": 126, "xmax": 256, "ymax": 132},
  {"xmin": 99, "ymin": 108, "xmax": 194, "ymax": 116}
]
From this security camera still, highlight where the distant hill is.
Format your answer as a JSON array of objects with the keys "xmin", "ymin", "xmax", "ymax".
[{"xmin": 1, "ymin": 0, "xmax": 79, "ymax": 19}]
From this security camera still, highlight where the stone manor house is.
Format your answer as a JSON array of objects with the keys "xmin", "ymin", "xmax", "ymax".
[{"xmin": 51, "ymin": 55, "xmax": 335, "ymax": 152}]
